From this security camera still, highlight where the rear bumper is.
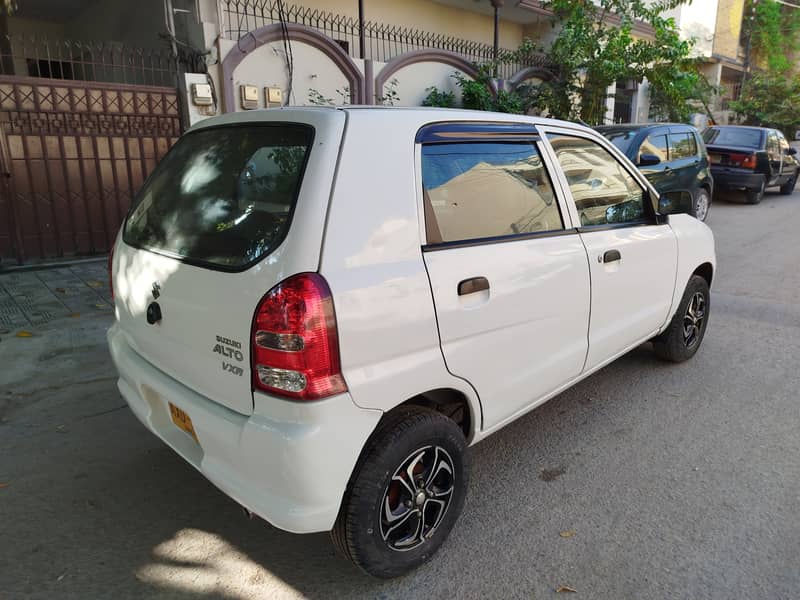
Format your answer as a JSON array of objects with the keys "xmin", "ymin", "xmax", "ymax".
[
  {"xmin": 710, "ymin": 167, "xmax": 763, "ymax": 191},
  {"xmin": 107, "ymin": 323, "xmax": 382, "ymax": 534}
]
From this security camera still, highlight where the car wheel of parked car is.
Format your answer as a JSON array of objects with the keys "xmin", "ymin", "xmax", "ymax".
[
  {"xmin": 745, "ymin": 176, "xmax": 765, "ymax": 204},
  {"xmin": 692, "ymin": 188, "xmax": 711, "ymax": 222},
  {"xmin": 779, "ymin": 170, "xmax": 798, "ymax": 195},
  {"xmin": 653, "ymin": 275, "xmax": 710, "ymax": 363},
  {"xmin": 331, "ymin": 407, "xmax": 469, "ymax": 578}
]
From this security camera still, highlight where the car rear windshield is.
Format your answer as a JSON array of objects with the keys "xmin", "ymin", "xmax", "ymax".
[
  {"xmin": 703, "ymin": 127, "xmax": 763, "ymax": 149},
  {"xmin": 123, "ymin": 123, "xmax": 313, "ymax": 269},
  {"xmin": 599, "ymin": 129, "xmax": 638, "ymax": 154}
]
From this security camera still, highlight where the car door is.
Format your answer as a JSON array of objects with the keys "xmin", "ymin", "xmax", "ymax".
[
  {"xmin": 766, "ymin": 130, "xmax": 782, "ymax": 184},
  {"xmin": 776, "ymin": 131, "xmax": 794, "ymax": 183},
  {"xmin": 418, "ymin": 125, "xmax": 591, "ymax": 429},
  {"xmin": 667, "ymin": 128, "xmax": 701, "ymax": 194},
  {"xmin": 541, "ymin": 128, "xmax": 678, "ymax": 371}
]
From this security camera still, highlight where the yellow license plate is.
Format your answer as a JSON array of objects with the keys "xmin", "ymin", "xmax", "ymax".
[{"xmin": 169, "ymin": 403, "xmax": 198, "ymax": 443}]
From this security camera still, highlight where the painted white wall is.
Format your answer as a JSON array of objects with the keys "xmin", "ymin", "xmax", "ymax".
[
  {"xmin": 221, "ymin": 38, "xmax": 360, "ymax": 111},
  {"xmin": 664, "ymin": 0, "xmax": 719, "ymax": 57},
  {"xmin": 378, "ymin": 61, "xmax": 468, "ymax": 107}
]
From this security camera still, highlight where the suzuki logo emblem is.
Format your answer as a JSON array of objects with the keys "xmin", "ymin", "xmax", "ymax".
[{"xmin": 152, "ymin": 281, "xmax": 161, "ymax": 299}]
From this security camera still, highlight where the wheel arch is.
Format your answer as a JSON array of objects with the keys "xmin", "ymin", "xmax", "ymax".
[
  {"xmin": 693, "ymin": 262, "xmax": 714, "ymax": 287},
  {"xmin": 396, "ymin": 388, "xmax": 475, "ymax": 441}
]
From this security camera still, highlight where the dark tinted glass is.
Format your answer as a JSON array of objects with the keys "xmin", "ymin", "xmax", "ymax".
[
  {"xmin": 670, "ymin": 132, "xmax": 698, "ymax": 159},
  {"xmin": 600, "ymin": 128, "xmax": 638, "ymax": 154},
  {"xmin": 703, "ymin": 127, "xmax": 763, "ymax": 148},
  {"xmin": 638, "ymin": 134, "xmax": 669, "ymax": 163},
  {"xmin": 124, "ymin": 124, "xmax": 312, "ymax": 269}
]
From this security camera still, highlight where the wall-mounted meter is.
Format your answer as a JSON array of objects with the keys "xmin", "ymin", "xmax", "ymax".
[
  {"xmin": 191, "ymin": 83, "xmax": 213, "ymax": 106},
  {"xmin": 240, "ymin": 85, "xmax": 259, "ymax": 110},
  {"xmin": 265, "ymin": 87, "xmax": 283, "ymax": 106}
]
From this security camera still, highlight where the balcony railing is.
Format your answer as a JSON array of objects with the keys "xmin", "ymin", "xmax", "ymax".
[{"xmin": 220, "ymin": 0, "xmax": 551, "ymax": 79}]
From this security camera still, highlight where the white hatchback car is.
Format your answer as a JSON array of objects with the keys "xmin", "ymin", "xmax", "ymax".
[{"xmin": 108, "ymin": 107, "xmax": 715, "ymax": 578}]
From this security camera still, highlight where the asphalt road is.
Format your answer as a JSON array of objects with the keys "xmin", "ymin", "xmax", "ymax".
[{"xmin": 1, "ymin": 189, "xmax": 799, "ymax": 600}]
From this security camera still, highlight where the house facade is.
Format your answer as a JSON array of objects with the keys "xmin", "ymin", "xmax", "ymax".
[{"xmin": 0, "ymin": 0, "xmax": 757, "ymax": 265}]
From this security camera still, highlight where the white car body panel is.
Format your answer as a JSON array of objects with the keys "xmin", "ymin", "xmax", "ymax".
[
  {"xmin": 578, "ymin": 225, "xmax": 678, "ymax": 369},
  {"xmin": 112, "ymin": 110, "xmax": 346, "ymax": 415},
  {"xmin": 108, "ymin": 322, "xmax": 382, "ymax": 533},
  {"xmin": 319, "ymin": 110, "xmax": 483, "ymax": 433},
  {"xmin": 422, "ymin": 236, "xmax": 590, "ymax": 429},
  {"xmin": 108, "ymin": 107, "xmax": 716, "ymax": 534},
  {"xmin": 664, "ymin": 213, "xmax": 717, "ymax": 324}
]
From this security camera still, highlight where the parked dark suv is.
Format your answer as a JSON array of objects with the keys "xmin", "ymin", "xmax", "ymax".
[
  {"xmin": 597, "ymin": 124, "xmax": 713, "ymax": 221},
  {"xmin": 702, "ymin": 126, "xmax": 799, "ymax": 204}
]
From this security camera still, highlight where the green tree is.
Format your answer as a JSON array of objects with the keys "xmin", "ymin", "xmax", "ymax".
[
  {"xmin": 730, "ymin": 0, "xmax": 800, "ymax": 134},
  {"xmin": 729, "ymin": 73, "xmax": 800, "ymax": 138},
  {"xmin": 529, "ymin": 0, "xmax": 711, "ymax": 124}
]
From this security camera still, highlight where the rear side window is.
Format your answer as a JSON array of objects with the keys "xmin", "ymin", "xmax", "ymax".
[
  {"xmin": 638, "ymin": 134, "xmax": 669, "ymax": 163},
  {"xmin": 703, "ymin": 128, "xmax": 762, "ymax": 149},
  {"xmin": 670, "ymin": 132, "xmax": 698, "ymax": 159},
  {"xmin": 421, "ymin": 141, "xmax": 562, "ymax": 244},
  {"xmin": 124, "ymin": 124, "xmax": 313, "ymax": 269}
]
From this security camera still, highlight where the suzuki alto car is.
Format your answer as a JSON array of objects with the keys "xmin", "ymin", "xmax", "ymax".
[{"xmin": 108, "ymin": 107, "xmax": 716, "ymax": 578}]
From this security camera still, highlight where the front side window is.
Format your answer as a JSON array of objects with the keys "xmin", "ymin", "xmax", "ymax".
[
  {"xmin": 547, "ymin": 133, "xmax": 647, "ymax": 227},
  {"xmin": 124, "ymin": 124, "xmax": 313, "ymax": 269},
  {"xmin": 638, "ymin": 134, "xmax": 669, "ymax": 163},
  {"xmin": 670, "ymin": 132, "xmax": 698, "ymax": 159},
  {"xmin": 421, "ymin": 141, "xmax": 562, "ymax": 244}
]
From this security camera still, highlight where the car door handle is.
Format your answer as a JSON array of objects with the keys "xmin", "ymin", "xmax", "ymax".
[
  {"xmin": 458, "ymin": 276, "xmax": 489, "ymax": 296},
  {"xmin": 602, "ymin": 249, "xmax": 621, "ymax": 263}
]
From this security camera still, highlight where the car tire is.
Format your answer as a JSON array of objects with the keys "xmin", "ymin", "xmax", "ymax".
[
  {"xmin": 745, "ymin": 176, "xmax": 765, "ymax": 204},
  {"xmin": 691, "ymin": 188, "xmax": 711, "ymax": 221},
  {"xmin": 779, "ymin": 169, "xmax": 798, "ymax": 195},
  {"xmin": 653, "ymin": 275, "xmax": 710, "ymax": 363},
  {"xmin": 331, "ymin": 407, "xmax": 469, "ymax": 579}
]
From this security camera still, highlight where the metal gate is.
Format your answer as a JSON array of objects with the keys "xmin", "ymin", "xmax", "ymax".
[{"xmin": 0, "ymin": 75, "xmax": 181, "ymax": 265}]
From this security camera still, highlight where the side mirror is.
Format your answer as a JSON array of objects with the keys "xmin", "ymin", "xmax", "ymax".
[
  {"xmin": 786, "ymin": 147, "xmax": 798, "ymax": 156},
  {"xmin": 638, "ymin": 153, "xmax": 661, "ymax": 166},
  {"xmin": 658, "ymin": 191, "xmax": 693, "ymax": 215}
]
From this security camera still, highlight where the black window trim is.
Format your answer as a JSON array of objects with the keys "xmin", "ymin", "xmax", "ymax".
[
  {"xmin": 422, "ymin": 227, "xmax": 577, "ymax": 252},
  {"xmin": 121, "ymin": 121, "xmax": 316, "ymax": 274}
]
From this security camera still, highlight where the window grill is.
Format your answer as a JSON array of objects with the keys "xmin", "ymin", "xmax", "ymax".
[{"xmin": 0, "ymin": 35, "xmax": 177, "ymax": 87}]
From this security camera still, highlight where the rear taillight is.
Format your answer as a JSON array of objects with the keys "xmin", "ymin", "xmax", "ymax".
[
  {"xmin": 729, "ymin": 152, "xmax": 757, "ymax": 169},
  {"xmin": 251, "ymin": 273, "xmax": 347, "ymax": 400},
  {"xmin": 108, "ymin": 244, "xmax": 115, "ymax": 301}
]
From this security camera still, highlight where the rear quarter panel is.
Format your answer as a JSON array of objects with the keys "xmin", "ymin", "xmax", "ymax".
[{"xmin": 319, "ymin": 111, "xmax": 482, "ymax": 439}]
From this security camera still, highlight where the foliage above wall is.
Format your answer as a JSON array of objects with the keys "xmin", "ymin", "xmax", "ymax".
[
  {"xmin": 536, "ymin": 0, "xmax": 713, "ymax": 124},
  {"xmin": 745, "ymin": 0, "xmax": 800, "ymax": 74},
  {"xmin": 729, "ymin": 74, "xmax": 800, "ymax": 138}
]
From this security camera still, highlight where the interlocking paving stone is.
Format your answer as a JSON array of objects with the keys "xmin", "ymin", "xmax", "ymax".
[{"xmin": 0, "ymin": 261, "xmax": 110, "ymax": 329}]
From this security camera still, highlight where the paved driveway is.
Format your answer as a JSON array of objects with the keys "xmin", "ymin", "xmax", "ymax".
[{"xmin": 1, "ymin": 192, "xmax": 799, "ymax": 599}]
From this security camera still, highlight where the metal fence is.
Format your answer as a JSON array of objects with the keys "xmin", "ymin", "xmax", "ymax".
[
  {"xmin": 0, "ymin": 35, "xmax": 177, "ymax": 87},
  {"xmin": 220, "ymin": 0, "xmax": 551, "ymax": 79}
]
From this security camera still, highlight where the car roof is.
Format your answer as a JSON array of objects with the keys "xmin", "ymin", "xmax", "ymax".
[
  {"xmin": 706, "ymin": 124, "xmax": 770, "ymax": 131},
  {"xmin": 190, "ymin": 105, "xmax": 596, "ymax": 136},
  {"xmin": 596, "ymin": 123, "xmax": 693, "ymax": 133}
]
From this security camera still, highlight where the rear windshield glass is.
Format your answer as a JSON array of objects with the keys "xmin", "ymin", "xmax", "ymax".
[
  {"xmin": 703, "ymin": 127, "xmax": 762, "ymax": 148},
  {"xmin": 598, "ymin": 129, "xmax": 638, "ymax": 154},
  {"xmin": 124, "ymin": 124, "xmax": 313, "ymax": 269}
]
